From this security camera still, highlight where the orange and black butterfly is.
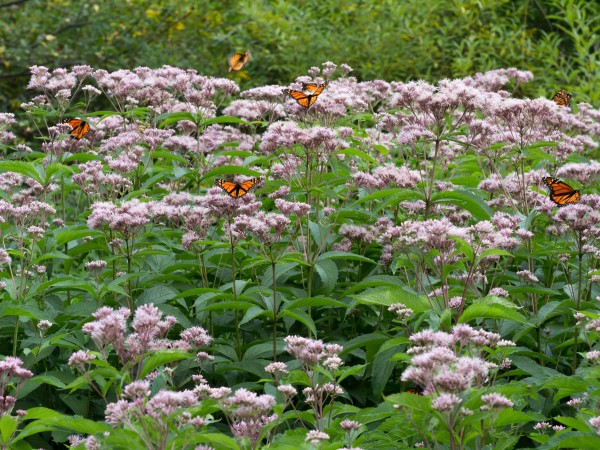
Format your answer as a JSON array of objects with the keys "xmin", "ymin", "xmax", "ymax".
[
  {"xmin": 64, "ymin": 118, "xmax": 90, "ymax": 139},
  {"xmin": 227, "ymin": 50, "xmax": 251, "ymax": 72},
  {"xmin": 284, "ymin": 81, "xmax": 328, "ymax": 109},
  {"xmin": 542, "ymin": 176, "xmax": 580, "ymax": 206},
  {"xmin": 552, "ymin": 89, "xmax": 573, "ymax": 108},
  {"xmin": 302, "ymin": 82, "xmax": 320, "ymax": 93},
  {"xmin": 215, "ymin": 178, "xmax": 261, "ymax": 198}
]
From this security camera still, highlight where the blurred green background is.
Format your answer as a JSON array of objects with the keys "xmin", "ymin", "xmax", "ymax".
[{"xmin": 1, "ymin": 0, "xmax": 598, "ymax": 114}]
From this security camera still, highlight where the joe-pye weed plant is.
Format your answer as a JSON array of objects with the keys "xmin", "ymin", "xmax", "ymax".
[{"xmin": 0, "ymin": 60, "xmax": 597, "ymax": 449}]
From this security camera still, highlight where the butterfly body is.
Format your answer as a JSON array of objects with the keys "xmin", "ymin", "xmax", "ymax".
[
  {"xmin": 64, "ymin": 118, "xmax": 90, "ymax": 139},
  {"xmin": 542, "ymin": 176, "xmax": 580, "ymax": 206},
  {"xmin": 284, "ymin": 81, "xmax": 328, "ymax": 108},
  {"xmin": 215, "ymin": 178, "xmax": 261, "ymax": 198},
  {"xmin": 552, "ymin": 89, "xmax": 573, "ymax": 108},
  {"xmin": 228, "ymin": 50, "xmax": 250, "ymax": 72}
]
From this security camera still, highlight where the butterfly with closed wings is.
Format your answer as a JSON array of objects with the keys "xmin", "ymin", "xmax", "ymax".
[
  {"xmin": 215, "ymin": 178, "xmax": 261, "ymax": 198},
  {"xmin": 542, "ymin": 176, "xmax": 580, "ymax": 206},
  {"xmin": 284, "ymin": 81, "xmax": 328, "ymax": 109},
  {"xmin": 64, "ymin": 118, "xmax": 90, "ymax": 139},
  {"xmin": 227, "ymin": 50, "xmax": 251, "ymax": 72},
  {"xmin": 552, "ymin": 89, "xmax": 573, "ymax": 108}
]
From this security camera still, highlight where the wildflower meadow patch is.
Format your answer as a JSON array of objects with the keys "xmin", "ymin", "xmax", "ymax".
[{"xmin": 0, "ymin": 62, "xmax": 599, "ymax": 449}]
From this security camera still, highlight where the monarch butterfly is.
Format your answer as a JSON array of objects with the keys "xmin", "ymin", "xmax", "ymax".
[
  {"xmin": 64, "ymin": 118, "xmax": 90, "ymax": 139},
  {"xmin": 215, "ymin": 178, "xmax": 261, "ymax": 198},
  {"xmin": 406, "ymin": 387, "xmax": 424, "ymax": 395},
  {"xmin": 302, "ymin": 82, "xmax": 320, "ymax": 93},
  {"xmin": 227, "ymin": 50, "xmax": 251, "ymax": 72},
  {"xmin": 552, "ymin": 89, "xmax": 573, "ymax": 108},
  {"xmin": 542, "ymin": 176, "xmax": 580, "ymax": 206},
  {"xmin": 284, "ymin": 81, "xmax": 328, "ymax": 108}
]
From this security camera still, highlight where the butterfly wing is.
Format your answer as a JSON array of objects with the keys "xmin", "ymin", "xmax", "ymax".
[
  {"xmin": 311, "ymin": 81, "xmax": 328, "ymax": 96},
  {"xmin": 228, "ymin": 50, "xmax": 250, "ymax": 72},
  {"xmin": 552, "ymin": 89, "xmax": 572, "ymax": 108},
  {"xmin": 306, "ymin": 82, "xmax": 327, "ymax": 106},
  {"xmin": 284, "ymin": 89, "xmax": 312, "ymax": 108},
  {"xmin": 215, "ymin": 180, "xmax": 239, "ymax": 197},
  {"xmin": 284, "ymin": 82, "xmax": 327, "ymax": 108},
  {"xmin": 215, "ymin": 178, "xmax": 260, "ymax": 198},
  {"xmin": 238, "ymin": 178, "xmax": 260, "ymax": 195},
  {"xmin": 543, "ymin": 177, "xmax": 580, "ymax": 206},
  {"xmin": 302, "ymin": 82, "xmax": 319, "ymax": 93},
  {"xmin": 66, "ymin": 119, "xmax": 90, "ymax": 139}
]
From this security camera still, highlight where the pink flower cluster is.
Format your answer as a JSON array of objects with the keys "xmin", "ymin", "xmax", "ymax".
[
  {"xmin": 401, "ymin": 325, "xmax": 515, "ymax": 411},
  {"xmin": 78, "ymin": 305, "xmax": 211, "ymax": 372}
]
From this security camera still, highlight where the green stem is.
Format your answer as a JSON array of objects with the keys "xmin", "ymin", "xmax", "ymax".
[
  {"xmin": 12, "ymin": 317, "xmax": 18, "ymax": 356},
  {"xmin": 229, "ymin": 221, "xmax": 241, "ymax": 359},
  {"xmin": 272, "ymin": 259, "xmax": 277, "ymax": 362}
]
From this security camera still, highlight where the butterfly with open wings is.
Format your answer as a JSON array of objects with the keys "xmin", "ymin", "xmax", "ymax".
[
  {"xmin": 64, "ymin": 118, "xmax": 90, "ymax": 139},
  {"xmin": 283, "ymin": 81, "xmax": 328, "ymax": 109},
  {"xmin": 215, "ymin": 178, "xmax": 261, "ymax": 198}
]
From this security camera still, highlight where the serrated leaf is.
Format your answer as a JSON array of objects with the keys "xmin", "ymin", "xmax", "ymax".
[
  {"xmin": 280, "ymin": 309, "xmax": 317, "ymax": 336},
  {"xmin": 0, "ymin": 161, "xmax": 42, "ymax": 184},
  {"xmin": 431, "ymin": 190, "xmax": 492, "ymax": 220},
  {"xmin": 353, "ymin": 286, "xmax": 429, "ymax": 313},
  {"xmin": 459, "ymin": 304, "xmax": 527, "ymax": 323},
  {"xmin": 140, "ymin": 350, "xmax": 191, "ymax": 378}
]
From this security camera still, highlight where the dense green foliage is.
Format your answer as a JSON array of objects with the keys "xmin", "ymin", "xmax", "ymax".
[
  {"xmin": 0, "ymin": 59, "xmax": 599, "ymax": 448},
  {"xmin": 1, "ymin": 0, "xmax": 600, "ymax": 117}
]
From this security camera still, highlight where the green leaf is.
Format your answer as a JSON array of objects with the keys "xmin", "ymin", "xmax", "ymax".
[
  {"xmin": 240, "ymin": 305, "xmax": 269, "ymax": 325},
  {"xmin": 492, "ymin": 408, "xmax": 539, "ymax": 427},
  {"xmin": 555, "ymin": 416, "xmax": 590, "ymax": 431},
  {"xmin": 201, "ymin": 115, "xmax": 250, "ymax": 127},
  {"xmin": 385, "ymin": 393, "xmax": 431, "ymax": 412},
  {"xmin": 156, "ymin": 111, "xmax": 195, "ymax": 127},
  {"xmin": 261, "ymin": 262, "xmax": 299, "ymax": 288},
  {"xmin": 280, "ymin": 309, "xmax": 317, "ymax": 337},
  {"xmin": 284, "ymin": 297, "xmax": 347, "ymax": 310},
  {"xmin": 0, "ymin": 161, "xmax": 43, "ymax": 184},
  {"xmin": 336, "ymin": 147, "xmax": 377, "ymax": 163},
  {"xmin": 43, "ymin": 162, "xmax": 72, "ymax": 184},
  {"xmin": 137, "ymin": 285, "xmax": 178, "ymax": 305},
  {"xmin": 506, "ymin": 286, "xmax": 560, "ymax": 296},
  {"xmin": 201, "ymin": 165, "xmax": 263, "ymax": 180},
  {"xmin": 431, "ymin": 190, "xmax": 492, "ymax": 220},
  {"xmin": 314, "ymin": 259, "xmax": 338, "ymax": 294},
  {"xmin": 353, "ymin": 286, "xmax": 429, "ymax": 313},
  {"xmin": 479, "ymin": 248, "xmax": 513, "ymax": 259},
  {"xmin": 54, "ymin": 227, "xmax": 103, "ymax": 247},
  {"xmin": 541, "ymin": 376, "xmax": 588, "ymax": 401},
  {"xmin": 193, "ymin": 433, "xmax": 241, "ymax": 450},
  {"xmin": 0, "ymin": 415, "xmax": 18, "ymax": 444},
  {"xmin": 372, "ymin": 344, "xmax": 401, "ymax": 398},
  {"xmin": 459, "ymin": 304, "xmax": 528, "ymax": 323},
  {"xmin": 317, "ymin": 250, "xmax": 376, "ymax": 264},
  {"xmin": 511, "ymin": 356, "xmax": 561, "ymax": 380},
  {"xmin": 336, "ymin": 364, "xmax": 366, "ymax": 383},
  {"xmin": 0, "ymin": 303, "xmax": 48, "ymax": 321},
  {"xmin": 140, "ymin": 350, "xmax": 191, "ymax": 378},
  {"xmin": 537, "ymin": 432, "xmax": 600, "ymax": 450}
]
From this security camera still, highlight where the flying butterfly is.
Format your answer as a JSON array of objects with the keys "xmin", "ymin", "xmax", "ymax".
[
  {"xmin": 227, "ymin": 50, "xmax": 251, "ymax": 72},
  {"xmin": 284, "ymin": 81, "xmax": 328, "ymax": 109},
  {"xmin": 215, "ymin": 178, "xmax": 261, "ymax": 198},
  {"xmin": 64, "ymin": 118, "xmax": 90, "ymax": 139},
  {"xmin": 542, "ymin": 176, "xmax": 580, "ymax": 206},
  {"xmin": 552, "ymin": 89, "xmax": 573, "ymax": 108}
]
